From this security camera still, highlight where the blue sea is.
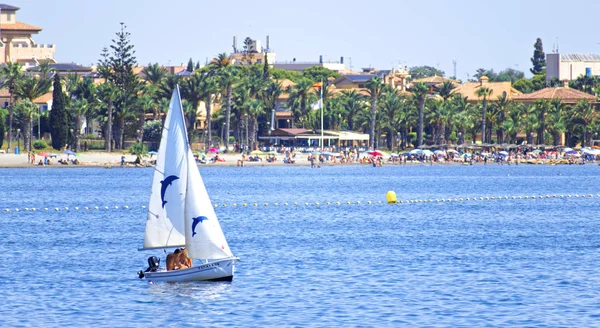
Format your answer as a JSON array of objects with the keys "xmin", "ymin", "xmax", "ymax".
[{"xmin": 1, "ymin": 164, "xmax": 600, "ymax": 327}]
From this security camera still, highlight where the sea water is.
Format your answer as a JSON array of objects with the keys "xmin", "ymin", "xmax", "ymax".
[{"xmin": 1, "ymin": 164, "xmax": 600, "ymax": 327}]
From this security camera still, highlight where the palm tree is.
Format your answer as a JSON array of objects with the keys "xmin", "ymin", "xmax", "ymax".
[
  {"xmin": 494, "ymin": 91, "xmax": 512, "ymax": 144},
  {"xmin": 181, "ymin": 73, "xmax": 207, "ymax": 142},
  {"xmin": 286, "ymin": 78, "xmax": 315, "ymax": 128},
  {"xmin": 365, "ymin": 77, "xmax": 383, "ymax": 149},
  {"xmin": 573, "ymin": 100, "xmax": 598, "ymax": 147},
  {"xmin": 378, "ymin": 88, "xmax": 407, "ymax": 150},
  {"xmin": 339, "ymin": 89, "xmax": 367, "ymax": 131},
  {"xmin": 546, "ymin": 99, "xmax": 568, "ymax": 146},
  {"xmin": 142, "ymin": 63, "xmax": 168, "ymax": 86},
  {"xmin": 97, "ymin": 83, "xmax": 119, "ymax": 151},
  {"xmin": 533, "ymin": 99, "xmax": 550, "ymax": 145},
  {"xmin": 449, "ymin": 94, "xmax": 473, "ymax": 145},
  {"xmin": 14, "ymin": 99, "xmax": 38, "ymax": 151},
  {"xmin": 436, "ymin": 81, "xmax": 456, "ymax": 101},
  {"xmin": 475, "ymin": 87, "xmax": 492, "ymax": 143},
  {"xmin": 0, "ymin": 62, "xmax": 24, "ymax": 151},
  {"xmin": 209, "ymin": 53, "xmax": 240, "ymax": 152},
  {"xmin": 69, "ymin": 98, "xmax": 89, "ymax": 152},
  {"xmin": 411, "ymin": 82, "xmax": 429, "ymax": 147},
  {"xmin": 246, "ymin": 99, "xmax": 264, "ymax": 150}
]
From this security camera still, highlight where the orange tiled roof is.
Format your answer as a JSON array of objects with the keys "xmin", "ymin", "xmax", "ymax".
[
  {"xmin": 451, "ymin": 80, "xmax": 521, "ymax": 101},
  {"xmin": 412, "ymin": 75, "xmax": 458, "ymax": 85},
  {"xmin": 33, "ymin": 92, "xmax": 52, "ymax": 103},
  {"xmin": 512, "ymin": 87, "xmax": 596, "ymax": 103},
  {"xmin": 1, "ymin": 21, "xmax": 42, "ymax": 31}
]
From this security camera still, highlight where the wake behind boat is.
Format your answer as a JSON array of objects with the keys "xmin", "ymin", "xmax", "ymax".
[{"xmin": 138, "ymin": 86, "xmax": 238, "ymax": 283}]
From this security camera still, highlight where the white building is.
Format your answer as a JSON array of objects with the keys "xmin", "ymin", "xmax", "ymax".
[{"xmin": 546, "ymin": 53, "xmax": 600, "ymax": 84}]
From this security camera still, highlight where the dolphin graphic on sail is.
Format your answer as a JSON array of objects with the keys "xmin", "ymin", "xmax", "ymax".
[
  {"xmin": 191, "ymin": 216, "xmax": 208, "ymax": 237},
  {"xmin": 160, "ymin": 175, "xmax": 179, "ymax": 208}
]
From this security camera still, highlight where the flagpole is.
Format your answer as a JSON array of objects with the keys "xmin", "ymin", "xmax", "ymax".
[{"xmin": 320, "ymin": 79, "xmax": 324, "ymax": 149}]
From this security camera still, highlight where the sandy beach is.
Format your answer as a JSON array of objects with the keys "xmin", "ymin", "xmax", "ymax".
[{"xmin": 0, "ymin": 152, "xmax": 315, "ymax": 168}]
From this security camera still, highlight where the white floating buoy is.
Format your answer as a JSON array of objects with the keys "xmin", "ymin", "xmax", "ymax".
[
  {"xmin": 141, "ymin": 205, "xmax": 146, "ymax": 209},
  {"xmin": 54, "ymin": 208, "xmax": 59, "ymax": 211}
]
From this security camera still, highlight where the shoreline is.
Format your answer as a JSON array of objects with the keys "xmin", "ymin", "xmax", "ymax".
[{"xmin": 0, "ymin": 152, "xmax": 595, "ymax": 168}]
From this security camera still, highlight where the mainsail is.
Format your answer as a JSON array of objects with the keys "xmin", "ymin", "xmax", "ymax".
[
  {"xmin": 144, "ymin": 86, "xmax": 188, "ymax": 249},
  {"xmin": 144, "ymin": 85, "xmax": 233, "ymax": 261}
]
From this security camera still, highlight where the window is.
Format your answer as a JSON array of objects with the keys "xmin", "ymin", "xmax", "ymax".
[
  {"xmin": 256, "ymin": 59, "xmax": 262, "ymax": 64},
  {"xmin": 6, "ymin": 12, "xmax": 12, "ymax": 21},
  {"xmin": 358, "ymin": 84, "xmax": 365, "ymax": 88}
]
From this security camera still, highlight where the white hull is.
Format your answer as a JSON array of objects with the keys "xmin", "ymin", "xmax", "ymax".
[{"xmin": 143, "ymin": 258, "xmax": 237, "ymax": 283}]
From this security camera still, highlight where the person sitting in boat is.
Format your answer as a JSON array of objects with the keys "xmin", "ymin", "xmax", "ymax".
[
  {"xmin": 179, "ymin": 247, "xmax": 192, "ymax": 269},
  {"xmin": 166, "ymin": 248, "xmax": 181, "ymax": 270}
]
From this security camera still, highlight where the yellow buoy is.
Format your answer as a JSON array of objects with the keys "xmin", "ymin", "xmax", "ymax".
[{"xmin": 386, "ymin": 191, "xmax": 397, "ymax": 204}]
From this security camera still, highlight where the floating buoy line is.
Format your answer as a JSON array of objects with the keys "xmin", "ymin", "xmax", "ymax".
[{"xmin": 2, "ymin": 192, "xmax": 599, "ymax": 213}]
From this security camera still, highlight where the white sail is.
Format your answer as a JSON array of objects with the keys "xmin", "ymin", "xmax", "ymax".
[
  {"xmin": 144, "ymin": 86, "xmax": 188, "ymax": 249},
  {"xmin": 184, "ymin": 149, "xmax": 233, "ymax": 260}
]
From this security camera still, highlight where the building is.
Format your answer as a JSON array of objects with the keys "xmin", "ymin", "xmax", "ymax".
[
  {"xmin": 512, "ymin": 81, "xmax": 596, "ymax": 104},
  {"xmin": 229, "ymin": 36, "xmax": 276, "ymax": 66},
  {"xmin": 273, "ymin": 55, "xmax": 353, "ymax": 74},
  {"xmin": 27, "ymin": 62, "xmax": 92, "ymax": 77},
  {"xmin": 451, "ymin": 76, "xmax": 521, "ymax": 103},
  {"xmin": 546, "ymin": 53, "xmax": 600, "ymax": 84},
  {"xmin": 0, "ymin": 4, "xmax": 55, "ymax": 65}
]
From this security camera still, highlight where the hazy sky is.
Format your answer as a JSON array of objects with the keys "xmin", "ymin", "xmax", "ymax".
[{"xmin": 9, "ymin": 0, "xmax": 600, "ymax": 79}]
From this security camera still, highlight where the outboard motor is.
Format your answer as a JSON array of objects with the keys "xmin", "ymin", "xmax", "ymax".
[
  {"xmin": 138, "ymin": 256, "xmax": 161, "ymax": 279},
  {"xmin": 146, "ymin": 256, "xmax": 160, "ymax": 272}
]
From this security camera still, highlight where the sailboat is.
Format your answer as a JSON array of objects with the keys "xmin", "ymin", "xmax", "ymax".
[{"xmin": 138, "ymin": 86, "xmax": 238, "ymax": 283}]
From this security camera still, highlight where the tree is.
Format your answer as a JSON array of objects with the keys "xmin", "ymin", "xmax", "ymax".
[
  {"xmin": 302, "ymin": 65, "xmax": 340, "ymax": 83},
  {"xmin": 0, "ymin": 62, "xmax": 24, "ymax": 151},
  {"xmin": 263, "ymin": 53, "xmax": 269, "ymax": 79},
  {"xmin": 49, "ymin": 74, "xmax": 68, "ymax": 150},
  {"xmin": 186, "ymin": 58, "xmax": 194, "ymax": 72},
  {"xmin": 409, "ymin": 66, "xmax": 444, "ymax": 79},
  {"xmin": 209, "ymin": 53, "xmax": 240, "ymax": 152},
  {"xmin": 531, "ymin": 38, "xmax": 546, "ymax": 75},
  {"xmin": 365, "ymin": 77, "xmax": 383, "ymax": 148},
  {"xmin": 97, "ymin": 83, "xmax": 119, "ymax": 151},
  {"xmin": 411, "ymin": 82, "xmax": 429, "ymax": 147},
  {"xmin": 270, "ymin": 67, "xmax": 303, "ymax": 83},
  {"xmin": 339, "ymin": 90, "xmax": 367, "ymax": 131},
  {"xmin": 102, "ymin": 22, "xmax": 140, "ymax": 150},
  {"xmin": 475, "ymin": 87, "xmax": 493, "ymax": 143},
  {"xmin": 14, "ymin": 99, "xmax": 38, "ymax": 151},
  {"xmin": 0, "ymin": 108, "xmax": 5, "ymax": 148},
  {"xmin": 513, "ymin": 78, "xmax": 534, "ymax": 94}
]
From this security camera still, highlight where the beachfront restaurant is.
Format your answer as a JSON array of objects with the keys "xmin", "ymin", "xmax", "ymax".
[{"xmin": 260, "ymin": 128, "xmax": 370, "ymax": 149}]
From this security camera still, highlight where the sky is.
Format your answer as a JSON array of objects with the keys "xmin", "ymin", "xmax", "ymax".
[{"xmin": 9, "ymin": 0, "xmax": 600, "ymax": 80}]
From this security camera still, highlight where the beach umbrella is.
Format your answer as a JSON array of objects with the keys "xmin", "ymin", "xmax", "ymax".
[
  {"xmin": 148, "ymin": 151, "xmax": 158, "ymax": 156},
  {"xmin": 64, "ymin": 150, "xmax": 76, "ymax": 156},
  {"xmin": 390, "ymin": 153, "xmax": 399, "ymax": 157},
  {"xmin": 422, "ymin": 150, "xmax": 434, "ymax": 157},
  {"xmin": 250, "ymin": 150, "xmax": 263, "ymax": 155},
  {"xmin": 208, "ymin": 147, "xmax": 220, "ymax": 153},
  {"xmin": 499, "ymin": 151, "xmax": 509, "ymax": 156},
  {"xmin": 447, "ymin": 149, "xmax": 459, "ymax": 154},
  {"xmin": 38, "ymin": 152, "xmax": 51, "ymax": 157},
  {"xmin": 460, "ymin": 153, "xmax": 471, "ymax": 158},
  {"xmin": 369, "ymin": 151, "xmax": 383, "ymax": 157},
  {"xmin": 562, "ymin": 147, "xmax": 574, "ymax": 152},
  {"xmin": 408, "ymin": 149, "xmax": 422, "ymax": 155},
  {"xmin": 311, "ymin": 151, "xmax": 320, "ymax": 155}
]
